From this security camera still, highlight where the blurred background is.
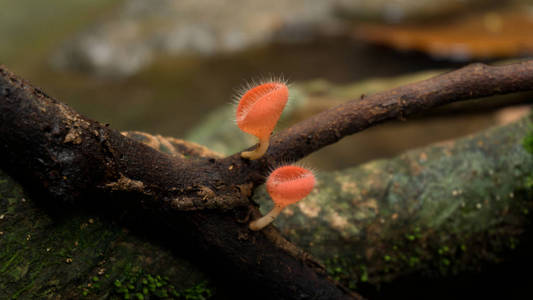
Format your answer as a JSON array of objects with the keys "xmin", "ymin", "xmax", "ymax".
[{"xmin": 1, "ymin": 0, "xmax": 532, "ymax": 170}]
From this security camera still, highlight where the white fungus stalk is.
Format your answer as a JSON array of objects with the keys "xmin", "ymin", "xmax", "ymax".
[{"xmin": 249, "ymin": 205, "xmax": 284, "ymax": 231}]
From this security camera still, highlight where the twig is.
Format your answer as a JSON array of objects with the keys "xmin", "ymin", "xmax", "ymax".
[{"xmin": 263, "ymin": 60, "xmax": 533, "ymax": 162}]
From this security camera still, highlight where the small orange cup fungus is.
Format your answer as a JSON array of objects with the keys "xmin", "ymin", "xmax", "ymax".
[
  {"xmin": 249, "ymin": 165, "xmax": 316, "ymax": 231},
  {"xmin": 236, "ymin": 81, "xmax": 288, "ymax": 160}
]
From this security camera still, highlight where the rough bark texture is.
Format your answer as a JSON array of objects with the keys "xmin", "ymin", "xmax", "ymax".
[
  {"xmin": 1, "ymin": 60, "xmax": 533, "ymax": 299},
  {"xmin": 0, "ymin": 169, "xmax": 214, "ymax": 299},
  {"xmin": 264, "ymin": 117, "xmax": 533, "ymax": 298}
]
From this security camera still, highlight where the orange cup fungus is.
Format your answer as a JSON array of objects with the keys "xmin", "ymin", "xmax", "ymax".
[
  {"xmin": 235, "ymin": 81, "xmax": 289, "ymax": 160},
  {"xmin": 249, "ymin": 165, "xmax": 316, "ymax": 231}
]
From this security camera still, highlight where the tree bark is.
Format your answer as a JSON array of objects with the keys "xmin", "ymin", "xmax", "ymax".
[{"xmin": 0, "ymin": 167, "xmax": 214, "ymax": 299}]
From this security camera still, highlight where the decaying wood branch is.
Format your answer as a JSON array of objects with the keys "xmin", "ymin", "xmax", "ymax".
[
  {"xmin": 262, "ymin": 60, "xmax": 533, "ymax": 163},
  {"xmin": 0, "ymin": 60, "xmax": 532, "ymax": 299},
  {"xmin": 0, "ymin": 66, "xmax": 358, "ymax": 299}
]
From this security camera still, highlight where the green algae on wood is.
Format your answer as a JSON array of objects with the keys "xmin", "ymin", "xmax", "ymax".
[{"xmin": 0, "ymin": 170, "xmax": 213, "ymax": 299}]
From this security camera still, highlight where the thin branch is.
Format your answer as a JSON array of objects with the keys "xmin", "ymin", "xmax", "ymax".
[{"xmin": 259, "ymin": 60, "xmax": 533, "ymax": 163}]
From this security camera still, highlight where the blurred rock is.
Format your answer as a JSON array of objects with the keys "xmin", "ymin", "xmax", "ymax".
[
  {"xmin": 50, "ymin": 0, "xmax": 498, "ymax": 78},
  {"xmin": 51, "ymin": 0, "xmax": 337, "ymax": 78}
]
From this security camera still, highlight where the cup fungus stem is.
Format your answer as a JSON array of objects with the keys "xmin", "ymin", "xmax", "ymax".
[
  {"xmin": 249, "ymin": 205, "xmax": 284, "ymax": 231},
  {"xmin": 241, "ymin": 138, "xmax": 270, "ymax": 160}
]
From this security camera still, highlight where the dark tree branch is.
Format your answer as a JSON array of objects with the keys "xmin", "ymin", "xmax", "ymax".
[
  {"xmin": 0, "ymin": 66, "xmax": 358, "ymax": 299},
  {"xmin": 1, "ymin": 60, "xmax": 532, "ymax": 299},
  {"xmin": 260, "ymin": 60, "xmax": 533, "ymax": 163}
]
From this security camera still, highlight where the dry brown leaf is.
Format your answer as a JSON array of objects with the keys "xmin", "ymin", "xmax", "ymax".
[{"xmin": 354, "ymin": 9, "xmax": 533, "ymax": 59}]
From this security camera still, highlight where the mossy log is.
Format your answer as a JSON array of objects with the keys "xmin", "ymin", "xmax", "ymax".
[
  {"xmin": 261, "ymin": 117, "xmax": 533, "ymax": 298},
  {"xmin": 2, "ymin": 115, "xmax": 532, "ymax": 299}
]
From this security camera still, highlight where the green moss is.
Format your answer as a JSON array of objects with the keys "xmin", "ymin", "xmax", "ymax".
[
  {"xmin": 523, "ymin": 128, "xmax": 533, "ymax": 154},
  {"xmin": 181, "ymin": 282, "xmax": 213, "ymax": 300},
  {"xmin": 408, "ymin": 256, "xmax": 420, "ymax": 267},
  {"xmin": 324, "ymin": 255, "xmax": 372, "ymax": 291},
  {"xmin": 110, "ymin": 268, "xmax": 213, "ymax": 300},
  {"xmin": 11, "ymin": 282, "xmax": 34, "ymax": 299},
  {"xmin": 1, "ymin": 252, "xmax": 21, "ymax": 273},
  {"xmin": 1, "ymin": 168, "xmax": 212, "ymax": 299},
  {"xmin": 524, "ymin": 124, "xmax": 533, "ymax": 190}
]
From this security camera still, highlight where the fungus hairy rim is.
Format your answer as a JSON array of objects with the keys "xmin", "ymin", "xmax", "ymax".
[
  {"xmin": 249, "ymin": 166, "xmax": 316, "ymax": 231},
  {"xmin": 236, "ymin": 82, "xmax": 289, "ymax": 160}
]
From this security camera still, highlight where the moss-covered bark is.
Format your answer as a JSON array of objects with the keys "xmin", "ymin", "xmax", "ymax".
[
  {"xmin": 253, "ymin": 116, "xmax": 533, "ymax": 296},
  {"xmin": 0, "ymin": 171, "xmax": 213, "ymax": 299}
]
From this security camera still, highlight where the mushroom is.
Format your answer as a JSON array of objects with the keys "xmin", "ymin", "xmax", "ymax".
[
  {"xmin": 249, "ymin": 165, "xmax": 316, "ymax": 231},
  {"xmin": 235, "ymin": 81, "xmax": 288, "ymax": 160}
]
